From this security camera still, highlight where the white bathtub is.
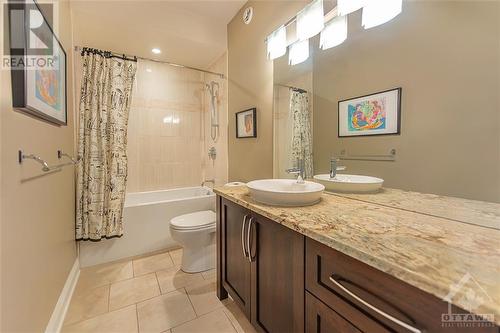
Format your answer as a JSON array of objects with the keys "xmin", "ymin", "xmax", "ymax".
[{"xmin": 79, "ymin": 186, "xmax": 215, "ymax": 267}]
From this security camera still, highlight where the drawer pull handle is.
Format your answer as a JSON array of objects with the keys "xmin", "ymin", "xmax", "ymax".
[
  {"xmin": 247, "ymin": 217, "xmax": 254, "ymax": 262},
  {"xmin": 241, "ymin": 215, "xmax": 249, "ymax": 258},
  {"xmin": 329, "ymin": 276, "xmax": 422, "ymax": 333}
]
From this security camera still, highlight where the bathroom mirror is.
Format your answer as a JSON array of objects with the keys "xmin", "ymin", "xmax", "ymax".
[{"xmin": 273, "ymin": 1, "xmax": 500, "ymax": 223}]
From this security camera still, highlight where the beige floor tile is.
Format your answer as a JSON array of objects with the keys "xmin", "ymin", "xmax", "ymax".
[
  {"xmin": 137, "ymin": 289, "xmax": 196, "ymax": 333},
  {"xmin": 169, "ymin": 248, "xmax": 183, "ymax": 267},
  {"xmin": 201, "ymin": 269, "xmax": 216, "ymax": 280},
  {"xmin": 77, "ymin": 261, "xmax": 133, "ymax": 291},
  {"xmin": 222, "ymin": 301, "xmax": 257, "ymax": 333},
  {"xmin": 62, "ymin": 304, "xmax": 137, "ymax": 333},
  {"xmin": 156, "ymin": 266, "xmax": 204, "ymax": 294},
  {"xmin": 171, "ymin": 309, "xmax": 236, "ymax": 333},
  {"xmin": 64, "ymin": 285, "xmax": 109, "ymax": 325},
  {"xmin": 109, "ymin": 273, "xmax": 160, "ymax": 311},
  {"xmin": 133, "ymin": 252, "xmax": 174, "ymax": 276},
  {"xmin": 185, "ymin": 279, "xmax": 227, "ymax": 316}
]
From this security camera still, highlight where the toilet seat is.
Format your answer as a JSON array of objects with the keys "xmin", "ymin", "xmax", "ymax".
[{"xmin": 170, "ymin": 210, "xmax": 216, "ymax": 231}]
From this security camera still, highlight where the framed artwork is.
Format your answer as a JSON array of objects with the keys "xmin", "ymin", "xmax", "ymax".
[
  {"xmin": 236, "ymin": 108, "xmax": 257, "ymax": 138},
  {"xmin": 338, "ymin": 88, "xmax": 401, "ymax": 137},
  {"xmin": 8, "ymin": 0, "xmax": 67, "ymax": 125}
]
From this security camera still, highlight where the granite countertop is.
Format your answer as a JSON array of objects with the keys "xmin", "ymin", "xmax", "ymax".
[{"xmin": 214, "ymin": 185, "xmax": 500, "ymax": 324}]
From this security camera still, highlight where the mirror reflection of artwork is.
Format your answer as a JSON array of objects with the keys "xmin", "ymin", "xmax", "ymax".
[
  {"xmin": 338, "ymin": 88, "xmax": 401, "ymax": 137},
  {"xmin": 236, "ymin": 108, "xmax": 257, "ymax": 138},
  {"xmin": 348, "ymin": 98, "xmax": 386, "ymax": 131}
]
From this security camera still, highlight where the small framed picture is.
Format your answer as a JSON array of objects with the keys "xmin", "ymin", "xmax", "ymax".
[
  {"xmin": 338, "ymin": 88, "xmax": 401, "ymax": 137},
  {"xmin": 236, "ymin": 108, "xmax": 257, "ymax": 138}
]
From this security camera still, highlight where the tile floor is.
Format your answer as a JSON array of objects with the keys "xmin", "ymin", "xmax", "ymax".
[{"xmin": 62, "ymin": 248, "xmax": 256, "ymax": 333}]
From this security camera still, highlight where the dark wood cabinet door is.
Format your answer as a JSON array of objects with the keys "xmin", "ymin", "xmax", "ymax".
[
  {"xmin": 306, "ymin": 292, "xmax": 363, "ymax": 333},
  {"xmin": 249, "ymin": 214, "xmax": 305, "ymax": 333},
  {"xmin": 220, "ymin": 198, "xmax": 251, "ymax": 317}
]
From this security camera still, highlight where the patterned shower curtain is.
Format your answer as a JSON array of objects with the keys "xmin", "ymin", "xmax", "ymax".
[
  {"xmin": 76, "ymin": 49, "xmax": 137, "ymax": 241},
  {"xmin": 290, "ymin": 89, "xmax": 313, "ymax": 179}
]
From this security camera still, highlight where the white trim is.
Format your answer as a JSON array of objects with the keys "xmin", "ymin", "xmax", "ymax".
[{"xmin": 45, "ymin": 258, "xmax": 80, "ymax": 333}]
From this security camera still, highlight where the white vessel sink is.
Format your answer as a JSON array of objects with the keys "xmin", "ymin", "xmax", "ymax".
[
  {"xmin": 313, "ymin": 174, "xmax": 384, "ymax": 193},
  {"xmin": 246, "ymin": 179, "xmax": 325, "ymax": 206}
]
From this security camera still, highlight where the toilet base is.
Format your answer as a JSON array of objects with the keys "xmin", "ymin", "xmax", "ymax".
[{"xmin": 181, "ymin": 240, "xmax": 216, "ymax": 273}]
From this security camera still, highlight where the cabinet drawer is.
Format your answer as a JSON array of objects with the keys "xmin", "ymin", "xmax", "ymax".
[
  {"xmin": 306, "ymin": 291, "xmax": 383, "ymax": 333},
  {"xmin": 306, "ymin": 238, "xmax": 497, "ymax": 333}
]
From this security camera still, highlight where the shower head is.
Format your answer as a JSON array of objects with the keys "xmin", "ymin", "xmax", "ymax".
[{"xmin": 206, "ymin": 81, "xmax": 220, "ymax": 97}]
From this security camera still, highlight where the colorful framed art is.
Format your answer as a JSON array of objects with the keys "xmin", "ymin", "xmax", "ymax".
[
  {"xmin": 338, "ymin": 88, "xmax": 401, "ymax": 137},
  {"xmin": 8, "ymin": 0, "xmax": 67, "ymax": 125}
]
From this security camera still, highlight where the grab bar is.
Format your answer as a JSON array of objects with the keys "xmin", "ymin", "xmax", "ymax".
[
  {"xmin": 339, "ymin": 149, "xmax": 396, "ymax": 161},
  {"xmin": 18, "ymin": 149, "xmax": 80, "ymax": 173}
]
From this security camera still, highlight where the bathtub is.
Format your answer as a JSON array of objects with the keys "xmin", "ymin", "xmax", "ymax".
[{"xmin": 79, "ymin": 186, "xmax": 215, "ymax": 267}]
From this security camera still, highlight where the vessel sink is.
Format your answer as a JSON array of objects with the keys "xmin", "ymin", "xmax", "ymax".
[
  {"xmin": 246, "ymin": 179, "xmax": 325, "ymax": 206},
  {"xmin": 313, "ymin": 174, "xmax": 384, "ymax": 193}
]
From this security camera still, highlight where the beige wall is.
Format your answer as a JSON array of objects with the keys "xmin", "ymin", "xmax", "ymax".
[
  {"xmin": 227, "ymin": 0, "xmax": 307, "ymax": 182},
  {"xmin": 0, "ymin": 0, "xmax": 77, "ymax": 331},
  {"xmin": 313, "ymin": 2, "xmax": 500, "ymax": 202}
]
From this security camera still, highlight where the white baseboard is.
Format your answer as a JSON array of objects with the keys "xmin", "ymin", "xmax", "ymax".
[{"xmin": 45, "ymin": 258, "xmax": 80, "ymax": 333}]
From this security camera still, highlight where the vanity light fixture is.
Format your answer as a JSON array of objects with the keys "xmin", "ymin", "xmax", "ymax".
[
  {"xmin": 151, "ymin": 48, "xmax": 161, "ymax": 54},
  {"xmin": 362, "ymin": 0, "xmax": 402, "ymax": 29},
  {"xmin": 267, "ymin": 0, "xmax": 403, "ymax": 63},
  {"xmin": 320, "ymin": 15, "xmax": 347, "ymax": 50},
  {"xmin": 267, "ymin": 25, "xmax": 287, "ymax": 60},
  {"xmin": 296, "ymin": 0, "xmax": 324, "ymax": 41},
  {"xmin": 337, "ymin": 0, "xmax": 366, "ymax": 16},
  {"xmin": 289, "ymin": 39, "xmax": 309, "ymax": 65}
]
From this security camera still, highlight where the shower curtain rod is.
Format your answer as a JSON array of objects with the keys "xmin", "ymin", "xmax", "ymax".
[
  {"xmin": 74, "ymin": 46, "xmax": 225, "ymax": 79},
  {"xmin": 275, "ymin": 83, "xmax": 308, "ymax": 94}
]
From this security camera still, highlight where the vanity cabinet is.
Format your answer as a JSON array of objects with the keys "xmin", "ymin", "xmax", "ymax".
[
  {"xmin": 304, "ymin": 238, "xmax": 499, "ymax": 333},
  {"xmin": 217, "ymin": 196, "xmax": 499, "ymax": 333},
  {"xmin": 218, "ymin": 198, "xmax": 251, "ymax": 316},
  {"xmin": 217, "ymin": 197, "xmax": 305, "ymax": 332},
  {"xmin": 306, "ymin": 291, "xmax": 365, "ymax": 333}
]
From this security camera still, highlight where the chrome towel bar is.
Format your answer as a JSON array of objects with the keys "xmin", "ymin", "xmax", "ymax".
[
  {"xmin": 18, "ymin": 149, "xmax": 80, "ymax": 173},
  {"xmin": 339, "ymin": 149, "xmax": 396, "ymax": 161}
]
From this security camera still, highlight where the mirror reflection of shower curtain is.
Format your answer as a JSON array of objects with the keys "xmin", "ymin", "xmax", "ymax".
[{"xmin": 290, "ymin": 89, "xmax": 313, "ymax": 178}]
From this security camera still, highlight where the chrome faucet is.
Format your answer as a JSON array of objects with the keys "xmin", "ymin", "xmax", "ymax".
[
  {"xmin": 330, "ymin": 157, "xmax": 346, "ymax": 179},
  {"xmin": 201, "ymin": 179, "xmax": 215, "ymax": 187},
  {"xmin": 286, "ymin": 158, "xmax": 305, "ymax": 184}
]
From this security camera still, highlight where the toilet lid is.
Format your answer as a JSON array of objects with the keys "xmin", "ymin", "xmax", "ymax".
[{"xmin": 170, "ymin": 210, "xmax": 216, "ymax": 230}]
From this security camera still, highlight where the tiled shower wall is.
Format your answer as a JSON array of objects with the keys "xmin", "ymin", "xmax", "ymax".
[{"xmin": 127, "ymin": 55, "xmax": 228, "ymax": 193}]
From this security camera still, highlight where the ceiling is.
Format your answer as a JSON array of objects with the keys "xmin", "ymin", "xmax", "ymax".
[{"xmin": 71, "ymin": 0, "xmax": 246, "ymax": 69}]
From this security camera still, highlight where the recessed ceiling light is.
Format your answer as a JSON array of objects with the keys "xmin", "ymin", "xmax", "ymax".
[{"xmin": 151, "ymin": 48, "xmax": 161, "ymax": 54}]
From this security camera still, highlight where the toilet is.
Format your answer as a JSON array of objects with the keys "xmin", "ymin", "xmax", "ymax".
[{"xmin": 169, "ymin": 210, "xmax": 216, "ymax": 273}]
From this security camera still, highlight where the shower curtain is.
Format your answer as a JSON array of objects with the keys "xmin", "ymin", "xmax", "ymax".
[
  {"xmin": 76, "ymin": 49, "xmax": 137, "ymax": 241},
  {"xmin": 290, "ymin": 90, "xmax": 313, "ymax": 179}
]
